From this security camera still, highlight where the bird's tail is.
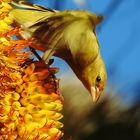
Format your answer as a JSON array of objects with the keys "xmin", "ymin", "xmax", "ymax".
[
  {"xmin": 10, "ymin": 0, "xmax": 55, "ymax": 12},
  {"xmin": 9, "ymin": 0, "xmax": 60, "ymax": 53},
  {"xmin": 9, "ymin": 0, "xmax": 56, "ymax": 25}
]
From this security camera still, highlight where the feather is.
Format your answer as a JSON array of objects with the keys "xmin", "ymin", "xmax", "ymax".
[{"xmin": 9, "ymin": 1, "xmax": 107, "ymax": 102}]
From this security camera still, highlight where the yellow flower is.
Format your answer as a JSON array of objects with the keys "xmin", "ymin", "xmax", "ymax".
[{"xmin": 0, "ymin": 1, "xmax": 64, "ymax": 140}]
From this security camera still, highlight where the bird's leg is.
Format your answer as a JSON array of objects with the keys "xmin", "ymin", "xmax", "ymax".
[
  {"xmin": 29, "ymin": 46, "xmax": 42, "ymax": 61},
  {"xmin": 42, "ymin": 48, "xmax": 55, "ymax": 64},
  {"xmin": 29, "ymin": 46, "xmax": 54, "ymax": 66},
  {"xmin": 48, "ymin": 58, "xmax": 54, "ymax": 65},
  {"xmin": 29, "ymin": 47, "xmax": 59, "ymax": 93}
]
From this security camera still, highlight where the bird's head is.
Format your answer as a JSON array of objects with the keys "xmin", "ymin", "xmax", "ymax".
[{"xmin": 81, "ymin": 55, "xmax": 107, "ymax": 102}]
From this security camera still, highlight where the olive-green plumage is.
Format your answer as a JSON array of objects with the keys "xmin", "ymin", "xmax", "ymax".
[{"xmin": 9, "ymin": 1, "xmax": 107, "ymax": 102}]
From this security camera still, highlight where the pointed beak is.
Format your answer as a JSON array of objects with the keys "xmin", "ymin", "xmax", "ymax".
[{"xmin": 90, "ymin": 86, "xmax": 102, "ymax": 102}]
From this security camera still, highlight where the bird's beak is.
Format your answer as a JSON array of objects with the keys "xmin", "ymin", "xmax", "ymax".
[{"xmin": 90, "ymin": 86, "xmax": 102, "ymax": 102}]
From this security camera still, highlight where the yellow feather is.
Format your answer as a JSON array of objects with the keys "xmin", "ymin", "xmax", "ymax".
[{"xmin": 9, "ymin": 1, "xmax": 107, "ymax": 102}]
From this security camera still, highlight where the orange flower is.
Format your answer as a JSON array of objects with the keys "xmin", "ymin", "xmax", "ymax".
[{"xmin": 0, "ymin": 1, "xmax": 63, "ymax": 140}]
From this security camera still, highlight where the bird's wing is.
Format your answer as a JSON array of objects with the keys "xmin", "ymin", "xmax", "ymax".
[
  {"xmin": 10, "ymin": 1, "xmax": 100, "ymax": 65},
  {"xmin": 9, "ymin": 1, "xmax": 82, "ymax": 61}
]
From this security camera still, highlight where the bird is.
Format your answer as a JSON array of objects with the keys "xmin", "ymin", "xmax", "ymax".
[{"xmin": 9, "ymin": 1, "xmax": 107, "ymax": 102}]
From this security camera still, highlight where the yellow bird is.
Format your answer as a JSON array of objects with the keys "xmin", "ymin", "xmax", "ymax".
[{"xmin": 9, "ymin": 1, "xmax": 107, "ymax": 102}]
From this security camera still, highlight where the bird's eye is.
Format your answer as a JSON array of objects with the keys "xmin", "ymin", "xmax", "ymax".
[{"xmin": 96, "ymin": 75, "xmax": 101, "ymax": 82}]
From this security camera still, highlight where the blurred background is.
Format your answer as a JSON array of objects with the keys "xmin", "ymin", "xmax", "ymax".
[{"xmin": 24, "ymin": 0, "xmax": 140, "ymax": 139}]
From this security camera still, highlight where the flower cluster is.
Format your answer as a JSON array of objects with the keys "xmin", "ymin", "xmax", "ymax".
[{"xmin": 0, "ymin": 1, "xmax": 63, "ymax": 140}]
